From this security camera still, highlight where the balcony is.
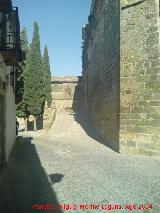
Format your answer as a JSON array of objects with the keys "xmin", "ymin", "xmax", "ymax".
[
  {"xmin": 0, "ymin": 2, "xmax": 22, "ymax": 66},
  {"xmin": 0, "ymin": 0, "xmax": 12, "ymax": 12}
]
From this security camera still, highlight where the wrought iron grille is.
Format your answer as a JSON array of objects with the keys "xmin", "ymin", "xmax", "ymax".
[{"xmin": 0, "ymin": 6, "xmax": 20, "ymax": 51}]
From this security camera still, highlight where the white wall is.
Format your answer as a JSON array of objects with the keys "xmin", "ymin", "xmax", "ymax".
[
  {"xmin": 0, "ymin": 55, "xmax": 16, "ymax": 161},
  {"xmin": 0, "ymin": 55, "xmax": 6, "ymax": 82},
  {"xmin": 5, "ymin": 67, "xmax": 16, "ymax": 161}
]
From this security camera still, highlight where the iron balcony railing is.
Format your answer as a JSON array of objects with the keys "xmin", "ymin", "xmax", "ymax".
[
  {"xmin": 0, "ymin": 5, "xmax": 22, "ymax": 64},
  {"xmin": 0, "ymin": 7, "xmax": 20, "ymax": 50}
]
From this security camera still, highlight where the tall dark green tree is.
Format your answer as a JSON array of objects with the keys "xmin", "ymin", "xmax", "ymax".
[
  {"xmin": 42, "ymin": 45, "xmax": 52, "ymax": 107},
  {"xmin": 16, "ymin": 27, "xmax": 30, "ymax": 130},
  {"xmin": 24, "ymin": 22, "xmax": 45, "ymax": 131}
]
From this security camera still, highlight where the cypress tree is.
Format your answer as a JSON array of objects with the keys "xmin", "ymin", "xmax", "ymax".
[
  {"xmin": 16, "ymin": 27, "xmax": 30, "ymax": 130},
  {"xmin": 42, "ymin": 45, "xmax": 52, "ymax": 107},
  {"xmin": 24, "ymin": 22, "xmax": 45, "ymax": 131}
]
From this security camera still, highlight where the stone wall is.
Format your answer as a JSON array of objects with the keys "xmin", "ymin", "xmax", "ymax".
[
  {"xmin": 120, "ymin": 0, "xmax": 160, "ymax": 155},
  {"xmin": 82, "ymin": 0, "xmax": 160, "ymax": 155},
  {"xmin": 51, "ymin": 76, "xmax": 84, "ymax": 112},
  {"xmin": 82, "ymin": 0, "xmax": 120, "ymax": 152},
  {"xmin": 43, "ymin": 102, "xmax": 56, "ymax": 130}
]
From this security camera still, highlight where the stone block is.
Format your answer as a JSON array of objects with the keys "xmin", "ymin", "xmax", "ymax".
[
  {"xmin": 126, "ymin": 140, "xmax": 137, "ymax": 147},
  {"xmin": 134, "ymin": 133, "xmax": 150, "ymax": 144}
]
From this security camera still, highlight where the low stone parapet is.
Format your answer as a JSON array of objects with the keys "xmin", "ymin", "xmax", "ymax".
[{"xmin": 43, "ymin": 102, "xmax": 57, "ymax": 130}]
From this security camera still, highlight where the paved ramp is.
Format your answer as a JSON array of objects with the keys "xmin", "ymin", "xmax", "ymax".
[{"xmin": 49, "ymin": 111, "xmax": 100, "ymax": 144}]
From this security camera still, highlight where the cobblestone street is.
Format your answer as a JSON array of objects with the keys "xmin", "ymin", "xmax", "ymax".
[{"xmin": 0, "ymin": 112, "xmax": 160, "ymax": 213}]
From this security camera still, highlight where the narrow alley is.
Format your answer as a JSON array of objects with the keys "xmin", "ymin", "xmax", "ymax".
[
  {"xmin": 0, "ymin": 0, "xmax": 160, "ymax": 212},
  {"xmin": 0, "ymin": 112, "xmax": 160, "ymax": 212}
]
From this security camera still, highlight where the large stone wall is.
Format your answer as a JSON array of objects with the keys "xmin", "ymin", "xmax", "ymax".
[
  {"xmin": 51, "ymin": 76, "xmax": 84, "ymax": 111},
  {"xmin": 82, "ymin": 0, "xmax": 120, "ymax": 152},
  {"xmin": 82, "ymin": 0, "xmax": 160, "ymax": 155},
  {"xmin": 120, "ymin": 0, "xmax": 160, "ymax": 155}
]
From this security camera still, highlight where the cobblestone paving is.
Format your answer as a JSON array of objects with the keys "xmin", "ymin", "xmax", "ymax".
[{"xmin": 0, "ymin": 112, "xmax": 160, "ymax": 213}]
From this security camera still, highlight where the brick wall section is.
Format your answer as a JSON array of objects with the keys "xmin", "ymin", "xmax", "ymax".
[
  {"xmin": 120, "ymin": 0, "xmax": 160, "ymax": 155},
  {"xmin": 82, "ymin": 0, "xmax": 120, "ymax": 152}
]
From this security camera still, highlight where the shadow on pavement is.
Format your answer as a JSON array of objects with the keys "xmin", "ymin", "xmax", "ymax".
[
  {"xmin": 70, "ymin": 111, "xmax": 102, "ymax": 142},
  {"xmin": 0, "ymin": 136, "xmax": 64, "ymax": 213},
  {"xmin": 72, "ymin": 77, "xmax": 119, "ymax": 153},
  {"xmin": 48, "ymin": 173, "xmax": 64, "ymax": 185},
  {"xmin": 72, "ymin": 110, "xmax": 119, "ymax": 153}
]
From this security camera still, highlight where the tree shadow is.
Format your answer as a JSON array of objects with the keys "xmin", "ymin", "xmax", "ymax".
[
  {"xmin": 48, "ymin": 174, "xmax": 64, "ymax": 185},
  {"xmin": 36, "ymin": 115, "xmax": 43, "ymax": 130},
  {"xmin": 0, "ymin": 136, "xmax": 64, "ymax": 213},
  {"xmin": 72, "ymin": 77, "xmax": 119, "ymax": 153}
]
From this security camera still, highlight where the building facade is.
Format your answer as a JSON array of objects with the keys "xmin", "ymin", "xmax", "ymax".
[
  {"xmin": 0, "ymin": 0, "xmax": 21, "ymax": 169},
  {"xmin": 51, "ymin": 76, "xmax": 84, "ymax": 112},
  {"xmin": 82, "ymin": 0, "xmax": 160, "ymax": 155}
]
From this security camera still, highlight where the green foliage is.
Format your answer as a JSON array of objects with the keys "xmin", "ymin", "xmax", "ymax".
[
  {"xmin": 42, "ymin": 45, "xmax": 52, "ymax": 107},
  {"xmin": 24, "ymin": 22, "xmax": 45, "ymax": 117},
  {"xmin": 16, "ymin": 27, "xmax": 29, "ymax": 118}
]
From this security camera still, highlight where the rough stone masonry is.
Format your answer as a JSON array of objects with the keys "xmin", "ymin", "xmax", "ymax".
[
  {"xmin": 51, "ymin": 76, "xmax": 84, "ymax": 111},
  {"xmin": 82, "ymin": 0, "xmax": 160, "ymax": 155}
]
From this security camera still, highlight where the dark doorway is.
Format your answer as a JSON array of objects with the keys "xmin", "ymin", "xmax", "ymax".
[{"xmin": 0, "ymin": 94, "xmax": 6, "ymax": 169}]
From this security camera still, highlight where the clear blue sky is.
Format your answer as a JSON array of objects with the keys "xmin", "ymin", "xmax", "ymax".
[{"xmin": 12, "ymin": 0, "xmax": 91, "ymax": 76}]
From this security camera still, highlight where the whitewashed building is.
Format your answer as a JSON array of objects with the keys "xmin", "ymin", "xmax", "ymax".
[{"xmin": 0, "ymin": 0, "xmax": 22, "ymax": 169}]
